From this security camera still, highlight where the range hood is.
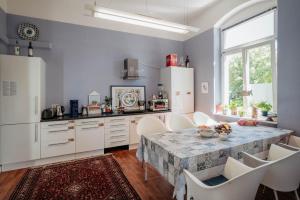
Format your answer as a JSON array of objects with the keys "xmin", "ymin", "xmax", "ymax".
[{"xmin": 123, "ymin": 58, "xmax": 139, "ymax": 80}]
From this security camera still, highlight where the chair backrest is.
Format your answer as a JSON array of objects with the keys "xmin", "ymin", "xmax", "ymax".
[
  {"xmin": 184, "ymin": 159, "xmax": 269, "ymax": 200},
  {"xmin": 288, "ymin": 135, "xmax": 300, "ymax": 148},
  {"xmin": 166, "ymin": 113, "xmax": 196, "ymax": 131},
  {"xmin": 267, "ymin": 144, "xmax": 296, "ymax": 161},
  {"xmin": 262, "ymin": 144, "xmax": 300, "ymax": 192},
  {"xmin": 136, "ymin": 116, "xmax": 167, "ymax": 136},
  {"xmin": 193, "ymin": 112, "xmax": 217, "ymax": 126}
]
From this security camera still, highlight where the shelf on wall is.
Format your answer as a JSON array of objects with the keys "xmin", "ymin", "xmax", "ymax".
[{"xmin": 8, "ymin": 39, "xmax": 52, "ymax": 49}]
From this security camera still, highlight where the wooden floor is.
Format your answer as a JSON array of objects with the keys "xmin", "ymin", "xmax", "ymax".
[{"xmin": 0, "ymin": 150, "xmax": 299, "ymax": 200}]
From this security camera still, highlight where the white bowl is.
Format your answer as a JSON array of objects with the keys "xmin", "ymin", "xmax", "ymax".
[
  {"xmin": 219, "ymin": 134, "xmax": 229, "ymax": 141},
  {"xmin": 199, "ymin": 129, "xmax": 217, "ymax": 138}
]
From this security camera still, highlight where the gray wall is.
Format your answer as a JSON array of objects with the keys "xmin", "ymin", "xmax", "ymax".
[
  {"xmin": 0, "ymin": 7, "xmax": 7, "ymax": 54},
  {"xmin": 184, "ymin": 29, "xmax": 215, "ymax": 115},
  {"xmin": 277, "ymin": 0, "xmax": 300, "ymax": 135},
  {"xmin": 7, "ymin": 14, "xmax": 183, "ymax": 110}
]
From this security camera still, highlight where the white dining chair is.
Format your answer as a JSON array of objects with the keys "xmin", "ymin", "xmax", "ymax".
[
  {"xmin": 288, "ymin": 135, "xmax": 300, "ymax": 149},
  {"xmin": 136, "ymin": 116, "xmax": 167, "ymax": 136},
  {"xmin": 193, "ymin": 111, "xmax": 217, "ymax": 126},
  {"xmin": 166, "ymin": 113, "xmax": 196, "ymax": 131},
  {"xmin": 184, "ymin": 157, "xmax": 269, "ymax": 200},
  {"xmin": 242, "ymin": 144, "xmax": 300, "ymax": 200},
  {"xmin": 136, "ymin": 116, "xmax": 167, "ymax": 181}
]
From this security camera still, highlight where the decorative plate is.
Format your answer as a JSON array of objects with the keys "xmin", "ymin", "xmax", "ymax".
[
  {"xmin": 17, "ymin": 23, "xmax": 39, "ymax": 41},
  {"xmin": 121, "ymin": 92, "xmax": 138, "ymax": 107}
]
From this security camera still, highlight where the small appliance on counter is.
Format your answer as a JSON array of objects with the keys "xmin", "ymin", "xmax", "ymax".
[
  {"xmin": 149, "ymin": 99, "xmax": 169, "ymax": 111},
  {"xmin": 42, "ymin": 108, "xmax": 55, "ymax": 120},
  {"xmin": 56, "ymin": 105, "xmax": 65, "ymax": 117},
  {"xmin": 41, "ymin": 104, "xmax": 65, "ymax": 120},
  {"xmin": 82, "ymin": 106, "xmax": 88, "ymax": 116},
  {"xmin": 70, "ymin": 100, "xmax": 79, "ymax": 117}
]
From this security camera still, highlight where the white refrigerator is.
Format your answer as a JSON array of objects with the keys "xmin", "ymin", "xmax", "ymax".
[
  {"xmin": 0, "ymin": 55, "xmax": 46, "ymax": 165},
  {"xmin": 160, "ymin": 67, "xmax": 194, "ymax": 114}
]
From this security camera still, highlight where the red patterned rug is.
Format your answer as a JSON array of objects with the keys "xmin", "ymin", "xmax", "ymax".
[{"xmin": 9, "ymin": 155, "xmax": 141, "ymax": 200}]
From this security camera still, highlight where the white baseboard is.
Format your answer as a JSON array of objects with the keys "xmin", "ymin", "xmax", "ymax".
[
  {"xmin": 129, "ymin": 144, "xmax": 138, "ymax": 150},
  {"xmin": 1, "ymin": 149, "xmax": 105, "ymax": 172}
]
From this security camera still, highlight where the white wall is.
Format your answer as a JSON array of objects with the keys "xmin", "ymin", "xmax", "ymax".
[{"xmin": 0, "ymin": 0, "xmax": 7, "ymax": 12}]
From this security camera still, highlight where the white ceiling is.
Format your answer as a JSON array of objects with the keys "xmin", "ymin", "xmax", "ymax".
[
  {"xmin": 94, "ymin": 0, "xmax": 220, "ymax": 25},
  {"xmin": 5, "ymin": 0, "xmax": 272, "ymax": 41}
]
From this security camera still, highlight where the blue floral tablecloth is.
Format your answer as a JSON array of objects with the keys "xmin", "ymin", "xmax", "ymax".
[{"xmin": 136, "ymin": 124, "xmax": 293, "ymax": 200}]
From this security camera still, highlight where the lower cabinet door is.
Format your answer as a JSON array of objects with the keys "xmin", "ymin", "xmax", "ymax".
[
  {"xmin": 129, "ymin": 116, "xmax": 143, "ymax": 145},
  {"xmin": 76, "ymin": 124, "xmax": 104, "ymax": 153},
  {"xmin": 0, "ymin": 123, "xmax": 40, "ymax": 164}
]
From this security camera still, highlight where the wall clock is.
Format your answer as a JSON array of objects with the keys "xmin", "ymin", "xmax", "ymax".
[{"xmin": 17, "ymin": 23, "xmax": 39, "ymax": 41}]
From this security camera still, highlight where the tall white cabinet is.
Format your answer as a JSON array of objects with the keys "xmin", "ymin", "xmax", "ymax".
[
  {"xmin": 160, "ymin": 67, "xmax": 194, "ymax": 114},
  {"xmin": 0, "ymin": 55, "xmax": 45, "ymax": 166}
]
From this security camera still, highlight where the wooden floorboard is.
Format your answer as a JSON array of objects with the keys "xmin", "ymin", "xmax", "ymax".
[{"xmin": 0, "ymin": 150, "xmax": 298, "ymax": 200}]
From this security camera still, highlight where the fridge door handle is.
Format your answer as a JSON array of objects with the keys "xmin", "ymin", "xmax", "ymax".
[
  {"xmin": 34, "ymin": 96, "xmax": 38, "ymax": 115},
  {"xmin": 35, "ymin": 124, "xmax": 38, "ymax": 142}
]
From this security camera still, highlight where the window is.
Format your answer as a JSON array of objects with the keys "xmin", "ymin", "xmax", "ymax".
[{"xmin": 221, "ymin": 9, "xmax": 277, "ymax": 114}]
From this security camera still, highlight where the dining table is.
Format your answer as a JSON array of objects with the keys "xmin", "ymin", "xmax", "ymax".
[{"xmin": 136, "ymin": 123, "xmax": 293, "ymax": 200}]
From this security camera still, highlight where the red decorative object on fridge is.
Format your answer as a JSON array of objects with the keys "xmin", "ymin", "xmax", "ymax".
[{"xmin": 166, "ymin": 54, "xmax": 177, "ymax": 67}]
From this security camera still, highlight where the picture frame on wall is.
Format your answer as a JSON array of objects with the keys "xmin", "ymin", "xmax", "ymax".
[{"xmin": 111, "ymin": 85, "xmax": 146, "ymax": 113}]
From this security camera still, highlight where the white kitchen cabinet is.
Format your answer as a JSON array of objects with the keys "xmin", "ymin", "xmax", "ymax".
[
  {"xmin": 129, "ymin": 115, "xmax": 143, "ymax": 145},
  {"xmin": 75, "ymin": 119, "xmax": 105, "ymax": 153},
  {"xmin": 41, "ymin": 121, "xmax": 75, "ymax": 158},
  {"xmin": 105, "ymin": 117, "xmax": 129, "ymax": 148},
  {"xmin": 160, "ymin": 67, "xmax": 194, "ymax": 114},
  {"xmin": 0, "ymin": 123, "xmax": 40, "ymax": 164}
]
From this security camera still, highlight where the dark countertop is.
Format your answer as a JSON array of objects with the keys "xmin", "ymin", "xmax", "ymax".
[{"xmin": 41, "ymin": 109, "xmax": 171, "ymax": 122}]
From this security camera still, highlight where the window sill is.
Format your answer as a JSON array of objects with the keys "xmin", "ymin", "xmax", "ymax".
[{"xmin": 213, "ymin": 113, "xmax": 278, "ymax": 127}]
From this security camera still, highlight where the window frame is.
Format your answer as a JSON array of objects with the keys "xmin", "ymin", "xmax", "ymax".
[{"xmin": 220, "ymin": 9, "xmax": 278, "ymax": 112}]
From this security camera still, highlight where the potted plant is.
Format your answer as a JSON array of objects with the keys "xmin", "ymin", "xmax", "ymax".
[
  {"xmin": 229, "ymin": 101, "xmax": 238, "ymax": 115},
  {"xmin": 257, "ymin": 101, "xmax": 272, "ymax": 117},
  {"xmin": 238, "ymin": 107, "xmax": 245, "ymax": 117},
  {"xmin": 223, "ymin": 105, "xmax": 229, "ymax": 115}
]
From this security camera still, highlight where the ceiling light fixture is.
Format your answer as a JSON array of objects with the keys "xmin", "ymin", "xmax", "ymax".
[{"xmin": 90, "ymin": 6, "xmax": 199, "ymax": 34}]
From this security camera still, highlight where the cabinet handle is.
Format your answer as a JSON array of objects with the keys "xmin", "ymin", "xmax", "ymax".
[
  {"xmin": 111, "ymin": 118, "xmax": 125, "ymax": 122},
  {"xmin": 34, "ymin": 96, "xmax": 38, "ymax": 115},
  {"xmin": 99, "ymin": 123, "xmax": 104, "ymax": 127},
  {"xmin": 110, "ymin": 129, "xmax": 126, "ymax": 133},
  {"xmin": 48, "ymin": 129, "xmax": 69, "ymax": 133},
  {"xmin": 48, "ymin": 138, "xmax": 74, "ymax": 146},
  {"xmin": 81, "ymin": 126, "xmax": 99, "ymax": 130},
  {"xmin": 131, "ymin": 120, "xmax": 136, "ymax": 123},
  {"xmin": 48, "ymin": 123, "xmax": 69, "ymax": 127},
  {"xmin": 35, "ymin": 124, "xmax": 38, "ymax": 142},
  {"xmin": 82, "ymin": 121, "xmax": 99, "ymax": 124},
  {"xmin": 110, "ymin": 139, "xmax": 126, "ymax": 144},
  {"xmin": 110, "ymin": 124, "xmax": 126, "ymax": 128},
  {"xmin": 68, "ymin": 126, "xmax": 74, "ymax": 129},
  {"xmin": 110, "ymin": 135, "xmax": 126, "ymax": 139},
  {"xmin": 187, "ymin": 92, "xmax": 191, "ymax": 95},
  {"xmin": 176, "ymin": 91, "xmax": 180, "ymax": 96}
]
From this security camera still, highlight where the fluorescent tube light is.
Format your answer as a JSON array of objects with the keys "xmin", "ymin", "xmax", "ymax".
[{"xmin": 92, "ymin": 7, "xmax": 199, "ymax": 34}]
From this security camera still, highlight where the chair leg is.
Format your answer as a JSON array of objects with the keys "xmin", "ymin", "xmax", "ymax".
[
  {"xmin": 273, "ymin": 190, "xmax": 279, "ymax": 200},
  {"xmin": 144, "ymin": 162, "xmax": 148, "ymax": 182},
  {"xmin": 295, "ymin": 190, "xmax": 300, "ymax": 200}
]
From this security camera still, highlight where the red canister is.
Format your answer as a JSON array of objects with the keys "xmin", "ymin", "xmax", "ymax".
[{"xmin": 166, "ymin": 54, "xmax": 177, "ymax": 67}]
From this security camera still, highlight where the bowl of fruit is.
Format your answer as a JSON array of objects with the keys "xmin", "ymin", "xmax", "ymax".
[
  {"xmin": 198, "ymin": 125, "xmax": 218, "ymax": 138},
  {"xmin": 214, "ymin": 124, "xmax": 232, "ymax": 141}
]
